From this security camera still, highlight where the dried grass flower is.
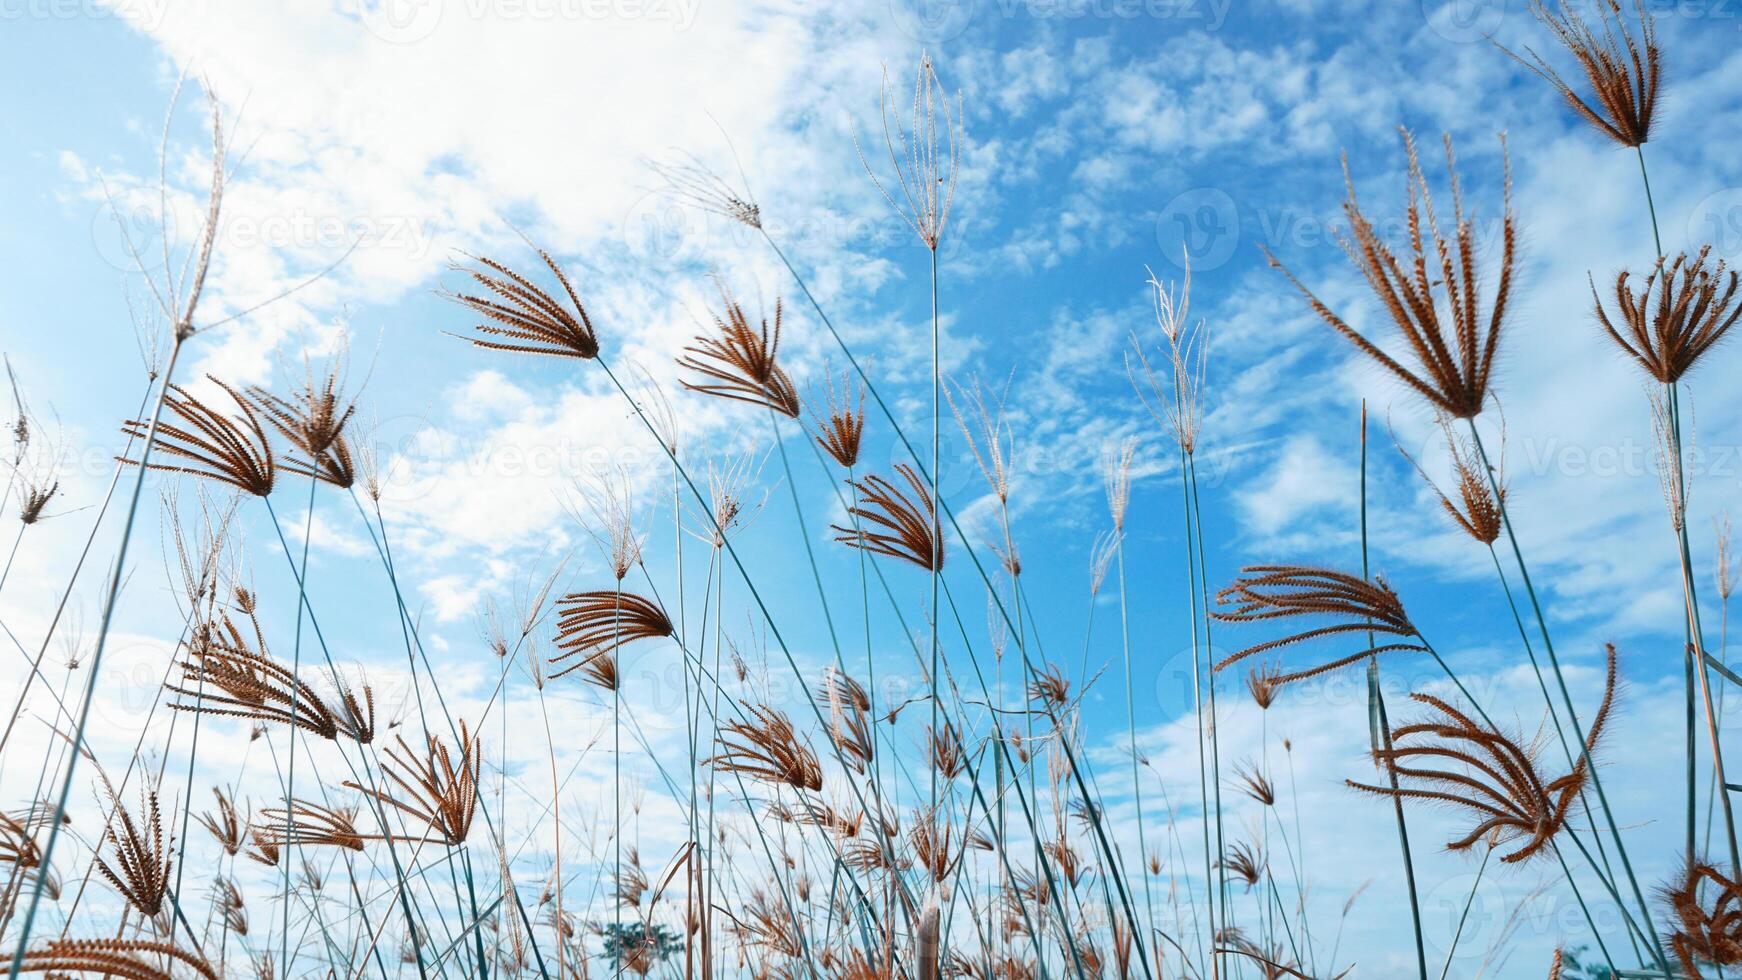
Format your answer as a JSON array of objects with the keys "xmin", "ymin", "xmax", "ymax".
[
  {"xmin": 445, "ymin": 245, "xmax": 599, "ymax": 360},
  {"xmin": 1130, "ymin": 256, "xmax": 1211, "ymax": 454},
  {"xmin": 1211, "ymin": 565, "xmax": 1427, "ymax": 687},
  {"xmin": 122, "ymin": 376, "xmax": 276, "ymax": 496},
  {"xmin": 1593, "ymin": 246, "xmax": 1742, "ymax": 383},
  {"xmin": 1394, "ymin": 412, "xmax": 1506, "ymax": 545},
  {"xmin": 256, "ymin": 799, "xmax": 367, "ymax": 851},
  {"xmin": 168, "ymin": 615, "xmax": 374, "ymax": 743},
  {"xmin": 1268, "ymin": 130, "xmax": 1514, "ymax": 419},
  {"xmin": 196, "ymin": 786, "xmax": 247, "ymax": 856},
  {"xmin": 1664, "ymin": 858, "xmax": 1742, "ymax": 977},
  {"xmin": 1501, "ymin": 0, "xmax": 1660, "ymax": 149},
  {"xmin": 247, "ymin": 352, "xmax": 359, "ymax": 489},
  {"xmin": 17, "ymin": 938, "xmax": 218, "ymax": 980},
  {"xmin": 678, "ymin": 285, "xmax": 800, "ymax": 418},
  {"xmin": 832, "ymin": 463, "xmax": 942, "ymax": 571},
  {"xmin": 1347, "ymin": 644, "xmax": 1617, "ymax": 863},
  {"xmin": 707, "ymin": 703, "xmax": 823, "ymax": 791},
  {"xmin": 93, "ymin": 786, "xmax": 172, "ymax": 918},
  {"xmin": 549, "ymin": 590, "xmax": 674, "ymax": 680},
  {"xmin": 856, "ymin": 53, "xmax": 960, "ymax": 252},
  {"xmin": 811, "ymin": 368, "xmax": 867, "ymax": 469},
  {"xmin": 347, "ymin": 722, "xmax": 482, "ymax": 846}
]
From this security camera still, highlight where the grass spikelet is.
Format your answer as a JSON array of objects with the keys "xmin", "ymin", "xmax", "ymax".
[
  {"xmin": 1593, "ymin": 246, "xmax": 1742, "ymax": 384},
  {"xmin": 121, "ymin": 376, "xmax": 276, "ymax": 496},
  {"xmin": 678, "ymin": 285, "xmax": 800, "ymax": 418},
  {"xmin": 707, "ymin": 703, "xmax": 823, "ymax": 792},
  {"xmin": 1211, "ymin": 565, "xmax": 1427, "ymax": 686},
  {"xmin": 445, "ymin": 246, "xmax": 600, "ymax": 359},
  {"xmin": 345, "ymin": 721, "xmax": 482, "ymax": 845},
  {"xmin": 1501, "ymin": 0, "xmax": 1660, "ymax": 148}
]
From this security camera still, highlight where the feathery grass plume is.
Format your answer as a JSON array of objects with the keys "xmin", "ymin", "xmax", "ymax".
[
  {"xmin": 811, "ymin": 368, "xmax": 867, "ymax": 468},
  {"xmin": 1233, "ymin": 760, "xmax": 1276, "ymax": 807},
  {"xmin": 16, "ymin": 480, "xmax": 57, "ymax": 525},
  {"xmin": 819, "ymin": 666, "xmax": 875, "ymax": 774},
  {"xmin": 1500, "ymin": 0, "xmax": 1659, "ymax": 148},
  {"xmin": 1217, "ymin": 928, "xmax": 1306, "ymax": 980},
  {"xmin": 1267, "ymin": 130, "xmax": 1513, "ymax": 419},
  {"xmin": 856, "ymin": 53, "xmax": 960, "ymax": 251},
  {"xmin": 927, "ymin": 723, "xmax": 966, "ymax": 781},
  {"xmin": 1027, "ymin": 661, "xmax": 1071, "ymax": 709},
  {"xmin": 724, "ymin": 886, "xmax": 804, "ymax": 960},
  {"xmin": 120, "ymin": 376, "xmax": 276, "ymax": 496},
  {"xmin": 1101, "ymin": 436, "xmax": 1137, "ymax": 533},
  {"xmin": 832, "ymin": 462, "xmax": 942, "ymax": 570},
  {"xmin": 245, "ymin": 826, "xmax": 280, "ymax": 867},
  {"xmin": 1210, "ymin": 565, "xmax": 1427, "ymax": 686},
  {"xmin": 1394, "ymin": 412, "xmax": 1506, "ymax": 544},
  {"xmin": 444, "ymin": 245, "xmax": 599, "ymax": 359},
  {"xmin": 1650, "ymin": 389, "xmax": 1692, "ymax": 531},
  {"xmin": 1130, "ymin": 256, "xmax": 1211, "ymax": 454},
  {"xmin": 549, "ymin": 590, "xmax": 673, "ymax": 679},
  {"xmin": 255, "ymin": 799, "xmax": 366, "ymax": 851},
  {"xmin": 1220, "ymin": 841, "xmax": 1265, "ymax": 891},
  {"xmin": 574, "ymin": 467, "xmax": 643, "ymax": 579},
  {"xmin": 909, "ymin": 811, "xmax": 957, "ymax": 883},
  {"xmin": 16, "ymin": 938, "xmax": 218, "ymax": 980},
  {"xmin": 216, "ymin": 877, "xmax": 247, "ymax": 936},
  {"xmin": 0, "ymin": 811, "xmax": 41, "ymax": 868},
  {"xmin": 1719, "ymin": 514, "xmax": 1735, "ymax": 601},
  {"xmin": 649, "ymin": 148, "xmax": 761, "ymax": 229},
  {"xmin": 944, "ymin": 372, "xmax": 1016, "ymax": 505},
  {"xmin": 1089, "ymin": 529, "xmax": 1120, "ymax": 598},
  {"xmin": 1593, "ymin": 246, "xmax": 1742, "ymax": 383},
  {"xmin": 195, "ymin": 786, "xmax": 247, "ymax": 856},
  {"xmin": 707, "ymin": 702, "xmax": 823, "ymax": 791},
  {"xmin": 1246, "ymin": 662, "xmax": 1281, "ymax": 709},
  {"xmin": 1349, "ymin": 644, "xmax": 1618, "ymax": 863},
  {"xmin": 677, "ymin": 285, "xmax": 800, "ymax": 417},
  {"xmin": 1663, "ymin": 858, "xmax": 1742, "ymax": 977},
  {"xmin": 92, "ymin": 786, "xmax": 171, "ymax": 918},
  {"xmin": 247, "ymin": 353, "xmax": 358, "ymax": 488},
  {"xmin": 346, "ymin": 722, "xmax": 482, "ymax": 846},
  {"xmin": 168, "ymin": 615, "xmax": 373, "ymax": 742}
]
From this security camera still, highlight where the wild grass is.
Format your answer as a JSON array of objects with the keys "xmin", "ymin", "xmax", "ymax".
[{"xmin": 1, "ymin": 15, "xmax": 1737, "ymax": 980}]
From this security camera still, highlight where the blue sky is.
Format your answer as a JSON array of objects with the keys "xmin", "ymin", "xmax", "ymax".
[{"xmin": 5, "ymin": 0, "xmax": 1742, "ymax": 975}]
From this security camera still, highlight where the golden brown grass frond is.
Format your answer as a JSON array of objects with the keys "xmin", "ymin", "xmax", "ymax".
[
  {"xmin": 1267, "ymin": 130, "xmax": 1513, "ymax": 419},
  {"xmin": 121, "ymin": 376, "xmax": 276, "ymax": 496},
  {"xmin": 195, "ymin": 786, "xmax": 247, "ymax": 856},
  {"xmin": 445, "ymin": 247, "xmax": 599, "ymax": 360},
  {"xmin": 216, "ymin": 877, "xmax": 247, "ymax": 936},
  {"xmin": 245, "ymin": 826, "xmax": 280, "ymax": 867},
  {"xmin": 1503, "ymin": 0, "xmax": 1660, "ymax": 149},
  {"xmin": 0, "ymin": 811, "xmax": 41, "ymax": 868},
  {"xmin": 549, "ymin": 590, "xmax": 673, "ymax": 680},
  {"xmin": 1233, "ymin": 760, "xmax": 1275, "ymax": 807},
  {"xmin": 818, "ymin": 667, "xmax": 875, "ymax": 775},
  {"xmin": 1245, "ymin": 662, "xmax": 1281, "ymax": 709},
  {"xmin": 17, "ymin": 938, "xmax": 218, "ymax": 980},
  {"xmin": 1348, "ymin": 644, "xmax": 1617, "ymax": 863},
  {"xmin": 678, "ymin": 287, "xmax": 800, "ymax": 418},
  {"xmin": 708, "ymin": 703, "xmax": 823, "ymax": 792},
  {"xmin": 1594, "ymin": 246, "xmax": 1742, "ymax": 383},
  {"xmin": 256, "ymin": 799, "xmax": 367, "ymax": 851},
  {"xmin": 1663, "ymin": 858, "xmax": 1742, "ymax": 977},
  {"xmin": 1026, "ymin": 662, "xmax": 1071, "ymax": 709},
  {"xmin": 168, "ymin": 615, "xmax": 373, "ymax": 743},
  {"xmin": 93, "ymin": 786, "xmax": 172, "ymax": 918},
  {"xmin": 909, "ymin": 810, "xmax": 957, "ymax": 883},
  {"xmin": 928, "ymin": 723, "xmax": 967, "ymax": 781},
  {"xmin": 1220, "ymin": 841, "xmax": 1265, "ymax": 891},
  {"xmin": 1395, "ymin": 412, "xmax": 1506, "ymax": 544},
  {"xmin": 833, "ymin": 463, "xmax": 942, "ymax": 571},
  {"xmin": 811, "ymin": 368, "xmax": 867, "ymax": 469},
  {"xmin": 247, "ymin": 361, "xmax": 357, "ymax": 488},
  {"xmin": 345, "ymin": 722, "xmax": 482, "ymax": 846},
  {"xmin": 723, "ymin": 886, "xmax": 804, "ymax": 959},
  {"xmin": 1211, "ymin": 565, "xmax": 1426, "ymax": 686}
]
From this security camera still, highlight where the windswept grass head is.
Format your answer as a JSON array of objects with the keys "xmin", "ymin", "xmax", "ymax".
[
  {"xmin": 678, "ymin": 284, "xmax": 800, "ymax": 418},
  {"xmin": 1211, "ymin": 565, "xmax": 1426, "ymax": 687},
  {"xmin": 833, "ymin": 462, "xmax": 942, "ymax": 571},
  {"xmin": 122, "ymin": 376, "xmax": 276, "ymax": 497},
  {"xmin": 1267, "ymin": 130, "xmax": 1513, "ymax": 420},
  {"xmin": 1501, "ymin": 0, "xmax": 1660, "ymax": 149},
  {"xmin": 445, "ymin": 244, "xmax": 600, "ymax": 360}
]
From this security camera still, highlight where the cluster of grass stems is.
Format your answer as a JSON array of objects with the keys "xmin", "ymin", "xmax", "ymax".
[{"xmin": 2, "ymin": 8, "xmax": 1742, "ymax": 978}]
